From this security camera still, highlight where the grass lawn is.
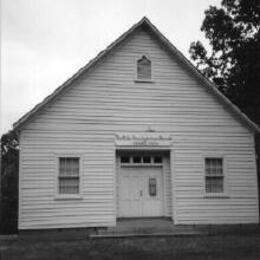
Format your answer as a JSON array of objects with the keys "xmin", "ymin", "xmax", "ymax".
[{"xmin": 1, "ymin": 234, "xmax": 260, "ymax": 260}]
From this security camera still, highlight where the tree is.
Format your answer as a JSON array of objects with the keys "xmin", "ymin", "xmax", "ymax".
[
  {"xmin": 189, "ymin": 0, "xmax": 260, "ymax": 125},
  {"xmin": 0, "ymin": 130, "xmax": 19, "ymax": 233}
]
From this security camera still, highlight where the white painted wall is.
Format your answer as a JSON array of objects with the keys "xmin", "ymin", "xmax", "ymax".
[{"xmin": 18, "ymin": 27, "xmax": 259, "ymax": 229}]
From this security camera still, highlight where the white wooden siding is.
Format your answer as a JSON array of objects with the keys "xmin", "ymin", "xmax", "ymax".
[
  {"xmin": 19, "ymin": 28, "xmax": 259, "ymax": 229},
  {"xmin": 163, "ymin": 156, "xmax": 172, "ymax": 216}
]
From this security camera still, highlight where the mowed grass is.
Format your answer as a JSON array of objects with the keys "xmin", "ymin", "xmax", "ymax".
[{"xmin": 1, "ymin": 234, "xmax": 260, "ymax": 260}]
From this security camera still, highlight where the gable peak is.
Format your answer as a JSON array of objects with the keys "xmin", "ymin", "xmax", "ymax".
[{"xmin": 135, "ymin": 16, "xmax": 153, "ymax": 28}]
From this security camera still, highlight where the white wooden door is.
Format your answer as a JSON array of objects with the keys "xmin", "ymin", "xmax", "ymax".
[
  {"xmin": 118, "ymin": 167, "xmax": 163, "ymax": 217},
  {"xmin": 142, "ymin": 169, "xmax": 163, "ymax": 216}
]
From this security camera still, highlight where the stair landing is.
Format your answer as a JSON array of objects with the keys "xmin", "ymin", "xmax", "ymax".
[{"xmin": 91, "ymin": 218, "xmax": 204, "ymax": 238}]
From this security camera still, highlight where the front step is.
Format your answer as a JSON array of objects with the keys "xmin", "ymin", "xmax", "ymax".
[
  {"xmin": 90, "ymin": 231, "xmax": 203, "ymax": 238},
  {"xmin": 91, "ymin": 218, "xmax": 206, "ymax": 238}
]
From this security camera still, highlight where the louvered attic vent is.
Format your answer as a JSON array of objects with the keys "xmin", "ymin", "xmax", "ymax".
[{"xmin": 137, "ymin": 56, "xmax": 151, "ymax": 80}]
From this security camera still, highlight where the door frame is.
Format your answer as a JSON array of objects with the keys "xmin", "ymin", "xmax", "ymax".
[{"xmin": 115, "ymin": 149, "xmax": 171, "ymax": 219}]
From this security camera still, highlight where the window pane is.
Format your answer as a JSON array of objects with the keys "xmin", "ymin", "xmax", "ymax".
[
  {"xmin": 137, "ymin": 56, "xmax": 151, "ymax": 80},
  {"xmin": 154, "ymin": 156, "xmax": 162, "ymax": 164},
  {"xmin": 59, "ymin": 177, "xmax": 79, "ymax": 194},
  {"xmin": 205, "ymin": 158, "xmax": 223, "ymax": 176},
  {"xmin": 133, "ymin": 156, "xmax": 141, "ymax": 163},
  {"xmin": 121, "ymin": 157, "xmax": 130, "ymax": 163},
  {"xmin": 206, "ymin": 177, "xmax": 223, "ymax": 193},
  {"xmin": 149, "ymin": 178, "xmax": 157, "ymax": 196},
  {"xmin": 59, "ymin": 157, "xmax": 80, "ymax": 194},
  {"xmin": 59, "ymin": 158, "xmax": 79, "ymax": 177},
  {"xmin": 143, "ymin": 156, "xmax": 151, "ymax": 163},
  {"xmin": 205, "ymin": 158, "xmax": 224, "ymax": 193}
]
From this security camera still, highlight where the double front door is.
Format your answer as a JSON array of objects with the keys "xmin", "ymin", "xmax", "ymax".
[{"xmin": 118, "ymin": 167, "xmax": 163, "ymax": 217}]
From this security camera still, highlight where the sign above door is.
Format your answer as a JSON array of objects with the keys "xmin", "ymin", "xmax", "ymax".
[{"xmin": 115, "ymin": 133, "xmax": 172, "ymax": 147}]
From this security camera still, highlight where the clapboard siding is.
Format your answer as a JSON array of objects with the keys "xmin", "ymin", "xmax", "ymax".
[
  {"xmin": 172, "ymin": 137, "xmax": 258, "ymax": 224},
  {"xmin": 163, "ymin": 156, "xmax": 172, "ymax": 216},
  {"xmin": 19, "ymin": 27, "xmax": 259, "ymax": 229}
]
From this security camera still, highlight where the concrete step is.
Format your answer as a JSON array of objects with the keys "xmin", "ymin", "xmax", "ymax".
[
  {"xmin": 93, "ymin": 218, "xmax": 206, "ymax": 237},
  {"xmin": 90, "ymin": 231, "xmax": 204, "ymax": 238}
]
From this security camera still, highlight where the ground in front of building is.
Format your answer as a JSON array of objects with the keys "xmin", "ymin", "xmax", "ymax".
[{"xmin": 1, "ymin": 224, "xmax": 260, "ymax": 260}]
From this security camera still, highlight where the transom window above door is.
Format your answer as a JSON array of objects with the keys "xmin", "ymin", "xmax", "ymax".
[{"xmin": 120, "ymin": 155, "xmax": 162, "ymax": 166}]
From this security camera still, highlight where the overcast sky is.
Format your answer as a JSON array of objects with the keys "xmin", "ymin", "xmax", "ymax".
[{"xmin": 1, "ymin": 0, "xmax": 221, "ymax": 134}]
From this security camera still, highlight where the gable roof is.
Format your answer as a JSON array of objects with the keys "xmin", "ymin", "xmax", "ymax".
[{"xmin": 13, "ymin": 17, "xmax": 260, "ymax": 134}]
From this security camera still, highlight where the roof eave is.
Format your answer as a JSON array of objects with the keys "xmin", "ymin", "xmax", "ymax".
[
  {"xmin": 13, "ymin": 17, "xmax": 148, "ymax": 132},
  {"xmin": 13, "ymin": 16, "xmax": 260, "ymax": 135},
  {"xmin": 143, "ymin": 19, "xmax": 260, "ymax": 134}
]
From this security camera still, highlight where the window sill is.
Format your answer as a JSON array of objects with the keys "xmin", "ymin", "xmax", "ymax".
[
  {"xmin": 54, "ymin": 195, "xmax": 83, "ymax": 201},
  {"xmin": 134, "ymin": 79, "xmax": 154, "ymax": 83},
  {"xmin": 204, "ymin": 193, "xmax": 230, "ymax": 199}
]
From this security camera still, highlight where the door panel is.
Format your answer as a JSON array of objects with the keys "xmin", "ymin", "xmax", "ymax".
[
  {"xmin": 118, "ymin": 167, "xmax": 163, "ymax": 217},
  {"xmin": 119, "ymin": 171, "xmax": 142, "ymax": 217},
  {"xmin": 142, "ymin": 170, "xmax": 163, "ymax": 216}
]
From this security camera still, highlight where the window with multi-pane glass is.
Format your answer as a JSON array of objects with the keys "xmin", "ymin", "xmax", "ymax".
[
  {"xmin": 205, "ymin": 158, "xmax": 224, "ymax": 193},
  {"xmin": 59, "ymin": 157, "xmax": 80, "ymax": 194}
]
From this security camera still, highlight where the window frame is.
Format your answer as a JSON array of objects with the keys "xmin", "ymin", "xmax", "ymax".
[
  {"xmin": 120, "ymin": 155, "xmax": 163, "ymax": 167},
  {"xmin": 134, "ymin": 55, "xmax": 154, "ymax": 83},
  {"xmin": 54, "ymin": 154, "xmax": 83, "ymax": 200},
  {"xmin": 202, "ymin": 154, "xmax": 229, "ymax": 198}
]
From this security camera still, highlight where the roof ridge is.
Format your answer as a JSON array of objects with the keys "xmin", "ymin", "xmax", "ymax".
[{"xmin": 13, "ymin": 17, "xmax": 260, "ymax": 133}]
